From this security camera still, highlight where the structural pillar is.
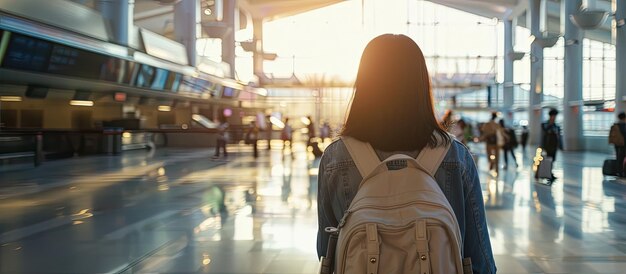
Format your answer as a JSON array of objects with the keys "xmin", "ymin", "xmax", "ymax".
[
  {"xmin": 97, "ymin": 0, "xmax": 134, "ymax": 46},
  {"xmin": 503, "ymin": 19, "xmax": 515, "ymax": 126},
  {"xmin": 529, "ymin": 0, "xmax": 544, "ymax": 145},
  {"xmin": 174, "ymin": 0, "xmax": 200, "ymax": 67},
  {"xmin": 562, "ymin": 0, "xmax": 584, "ymax": 150},
  {"xmin": 616, "ymin": 0, "xmax": 626, "ymax": 116},
  {"xmin": 252, "ymin": 18, "xmax": 265, "ymax": 82},
  {"xmin": 222, "ymin": 0, "xmax": 237, "ymax": 78}
]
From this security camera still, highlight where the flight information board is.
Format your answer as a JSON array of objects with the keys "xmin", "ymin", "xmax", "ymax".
[
  {"xmin": 47, "ymin": 43, "xmax": 109, "ymax": 79},
  {"xmin": 1, "ymin": 33, "xmax": 52, "ymax": 72},
  {"xmin": 0, "ymin": 31, "xmax": 230, "ymax": 99}
]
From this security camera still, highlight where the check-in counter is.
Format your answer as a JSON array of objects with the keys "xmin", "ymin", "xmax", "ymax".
[
  {"xmin": 161, "ymin": 130, "xmax": 218, "ymax": 148},
  {"xmin": 0, "ymin": 131, "xmax": 42, "ymax": 166},
  {"xmin": 121, "ymin": 131, "xmax": 153, "ymax": 151},
  {"xmin": 121, "ymin": 129, "xmax": 219, "ymax": 149}
]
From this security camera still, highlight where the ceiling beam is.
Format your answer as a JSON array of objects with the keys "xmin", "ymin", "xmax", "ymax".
[{"xmin": 505, "ymin": 0, "xmax": 527, "ymax": 20}]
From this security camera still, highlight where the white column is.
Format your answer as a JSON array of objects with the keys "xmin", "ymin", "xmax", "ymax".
[
  {"xmin": 174, "ymin": 0, "xmax": 200, "ymax": 67},
  {"xmin": 222, "ymin": 0, "xmax": 237, "ymax": 78},
  {"xmin": 616, "ymin": 0, "xmax": 626, "ymax": 115},
  {"xmin": 97, "ymin": 0, "xmax": 134, "ymax": 46},
  {"xmin": 563, "ymin": 0, "xmax": 584, "ymax": 150},
  {"xmin": 503, "ymin": 19, "xmax": 515, "ymax": 125},
  {"xmin": 252, "ymin": 18, "xmax": 266, "ymax": 82},
  {"xmin": 529, "ymin": 0, "xmax": 544, "ymax": 145}
]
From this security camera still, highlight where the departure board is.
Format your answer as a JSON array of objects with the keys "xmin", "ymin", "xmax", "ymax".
[
  {"xmin": 47, "ymin": 43, "xmax": 108, "ymax": 79},
  {"xmin": 121, "ymin": 61, "xmax": 138, "ymax": 85},
  {"xmin": 150, "ymin": 68, "xmax": 169, "ymax": 90},
  {"xmin": 0, "ymin": 32, "xmax": 204, "ymax": 96},
  {"xmin": 179, "ymin": 76, "xmax": 216, "ymax": 97},
  {"xmin": 222, "ymin": 86, "xmax": 239, "ymax": 99},
  {"xmin": 1, "ymin": 33, "xmax": 52, "ymax": 72},
  {"xmin": 165, "ymin": 72, "xmax": 182, "ymax": 92},
  {"xmin": 99, "ymin": 58, "xmax": 124, "ymax": 82},
  {"xmin": 135, "ymin": 64, "xmax": 156, "ymax": 88}
]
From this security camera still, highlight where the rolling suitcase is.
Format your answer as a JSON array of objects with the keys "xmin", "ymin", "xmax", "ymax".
[
  {"xmin": 603, "ymin": 159, "xmax": 618, "ymax": 176},
  {"xmin": 535, "ymin": 156, "xmax": 553, "ymax": 179}
]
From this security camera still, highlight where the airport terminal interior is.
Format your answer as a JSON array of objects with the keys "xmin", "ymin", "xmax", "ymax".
[{"xmin": 1, "ymin": 0, "xmax": 626, "ymax": 273}]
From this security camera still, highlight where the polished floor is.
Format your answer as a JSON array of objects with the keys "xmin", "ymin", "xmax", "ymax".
[{"xmin": 0, "ymin": 140, "xmax": 625, "ymax": 274}]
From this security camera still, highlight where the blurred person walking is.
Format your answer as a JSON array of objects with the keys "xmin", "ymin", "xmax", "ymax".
[
  {"xmin": 320, "ymin": 121, "xmax": 331, "ymax": 142},
  {"xmin": 480, "ymin": 112, "xmax": 503, "ymax": 175},
  {"xmin": 245, "ymin": 121, "xmax": 259, "ymax": 158},
  {"xmin": 609, "ymin": 112, "xmax": 626, "ymax": 176},
  {"xmin": 520, "ymin": 125, "xmax": 529, "ymax": 151},
  {"xmin": 457, "ymin": 119, "xmax": 470, "ymax": 145},
  {"xmin": 541, "ymin": 108, "xmax": 562, "ymax": 180},
  {"xmin": 212, "ymin": 118, "xmax": 229, "ymax": 159},
  {"xmin": 306, "ymin": 115, "xmax": 316, "ymax": 146},
  {"xmin": 281, "ymin": 117, "xmax": 293, "ymax": 151},
  {"xmin": 499, "ymin": 120, "xmax": 518, "ymax": 168},
  {"xmin": 317, "ymin": 34, "xmax": 496, "ymax": 274},
  {"xmin": 265, "ymin": 115, "xmax": 272, "ymax": 150}
]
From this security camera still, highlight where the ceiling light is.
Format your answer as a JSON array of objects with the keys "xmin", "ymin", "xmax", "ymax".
[
  {"xmin": 0, "ymin": 96, "xmax": 22, "ymax": 102},
  {"xmin": 70, "ymin": 100, "xmax": 94, "ymax": 106},
  {"xmin": 158, "ymin": 105, "xmax": 171, "ymax": 112}
]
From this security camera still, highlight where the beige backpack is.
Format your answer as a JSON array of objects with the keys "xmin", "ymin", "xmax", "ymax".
[{"xmin": 325, "ymin": 136, "xmax": 470, "ymax": 274}]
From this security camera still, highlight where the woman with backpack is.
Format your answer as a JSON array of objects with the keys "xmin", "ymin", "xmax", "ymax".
[{"xmin": 317, "ymin": 34, "xmax": 496, "ymax": 273}]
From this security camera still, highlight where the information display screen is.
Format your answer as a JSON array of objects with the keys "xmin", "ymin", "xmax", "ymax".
[
  {"xmin": 121, "ymin": 61, "xmax": 138, "ymax": 85},
  {"xmin": 165, "ymin": 72, "xmax": 182, "ymax": 92},
  {"xmin": 0, "ymin": 32, "xmax": 200, "ymax": 96},
  {"xmin": 150, "ymin": 68, "xmax": 169, "ymax": 90},
  {"xmin": 222, "ymin": 87, "xmax": 234, "ymax": 98},
  {"xmin": 99, "ymin": 58, "xmax": 125, "ymax": 83},
  {"xmin": 47, "ymin": 43, "xmax": 109, "ymax": 79},
  {"xmin": 221, "ymin": 86, "xmax": 239, "ymax": 99},
  {"xmin": 177, "ymin": 75, "xmax": 194, "ymax": 93},
  {"xmin": 2, "ymin": 33, "xmax": 52, "ymax": 72},
  {"xmin": 2, "ymin": 33, "xmax": 116, "ymax": 81},
  {"xmin": 135, "ymin": 64, "xmax": 155, "ymax": 88},
  {"xmin": 179, "ymin": 75, "xmax": 214, "ymax": 96}
]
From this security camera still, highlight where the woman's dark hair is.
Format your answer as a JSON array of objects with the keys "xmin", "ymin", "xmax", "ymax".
[
  {"xmin": 618, "ymin": 112, "xmax": 626, "ymax": 120},
  {"xmin": 341, "ymin": 34, "xmax": 449, "ymax": 151},
  {"xmin": 491, "ymin": 112, "xmax": 498, "ymax": 120}
]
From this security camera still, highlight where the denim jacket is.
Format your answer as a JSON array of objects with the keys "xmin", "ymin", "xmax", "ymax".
[{"xmin": 317, "ymin": 138, "xmax": 497, "ymax": 274}]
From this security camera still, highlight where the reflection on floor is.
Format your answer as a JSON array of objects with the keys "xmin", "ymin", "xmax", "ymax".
[{"xmin": 0, "ymin": 140, "xmax": 625, "ymax": 274}]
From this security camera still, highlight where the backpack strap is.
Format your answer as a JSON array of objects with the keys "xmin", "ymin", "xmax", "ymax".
[
  {"xmin": 341, "ymin": 136, "xmax": 380, "ymax": 178},
  {"xmin": 416, "ymin": 134, "xmax": 452, "ymax": 177},
  {"xmin": 342, "ymin": 133, "xmax": 451, "ymax": 178}
]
